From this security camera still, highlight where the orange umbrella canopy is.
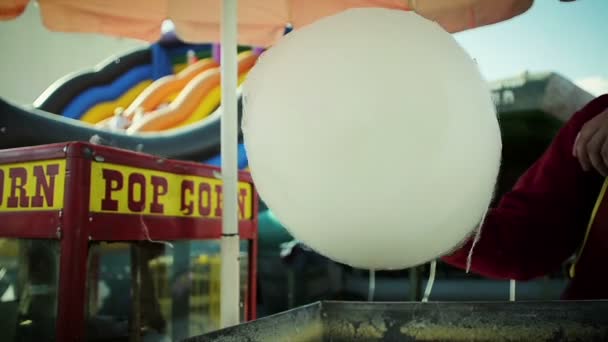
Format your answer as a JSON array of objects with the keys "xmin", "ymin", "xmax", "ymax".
[{"xmin": 0, "ymin": 0, "xmax": 533, "ymax": 45}]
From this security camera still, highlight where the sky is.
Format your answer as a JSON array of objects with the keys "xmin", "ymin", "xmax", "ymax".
[{"xmin": 454, "ymin": 0, "xmax": 608, "ymax": 96}]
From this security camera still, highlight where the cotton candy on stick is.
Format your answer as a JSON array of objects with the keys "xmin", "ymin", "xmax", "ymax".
[{"xmin": 243, "ymin": 8, "xmax": 501, "ymax": 270}]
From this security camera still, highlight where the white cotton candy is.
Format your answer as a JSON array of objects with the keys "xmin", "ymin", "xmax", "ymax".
[{"xmin": 242, "ymin": 8, "xmax": 501, "ymax": 270}]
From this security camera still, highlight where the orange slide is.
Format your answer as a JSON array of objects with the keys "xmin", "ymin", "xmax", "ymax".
[
  {"xmin": 94, "ymin": 56, "xmax": 219, "ymax": 129},
  {"xmin": 126, "ymin": 52, "xmax": 258, "ymax": 133},
  {"xmin": 123, "ymin": 57, "xmax": 219, "ymax": 119}
]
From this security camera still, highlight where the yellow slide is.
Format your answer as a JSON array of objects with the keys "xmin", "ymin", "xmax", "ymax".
[
  {"xmin": 173, "ymin": 63, "xmax": 189, "ymax": 74},
  {"xmin": 127, "ymin": 52, "xmax": 258, "ymax": 133},
  {"xmin": 80, "ymin": 80, "xmax": 152, "ymax": 124}
]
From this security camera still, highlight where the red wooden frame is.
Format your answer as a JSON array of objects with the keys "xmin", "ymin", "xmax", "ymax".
[{"xmin": 0, "ymin": 142, "xmax": 259, "ymax": 341}]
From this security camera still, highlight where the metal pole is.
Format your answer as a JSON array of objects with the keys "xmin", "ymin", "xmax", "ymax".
[
  {"xmin": 220, "ymin": 0, "xmax": 240, "ymax": 329},
  {"xmin": 130, "ymin": 244, "xmax": 142, "ymax": 342},
  {"xmin": 509, "ymin": 279, "xmax": 516, "ymax": 301},
  {"xmin": 367, "ymin": 270, "xmax": 376, "ymax": 301},
  {"xmin": 409, "ymin": 266, "xmax": 422, "ymax": 301}
]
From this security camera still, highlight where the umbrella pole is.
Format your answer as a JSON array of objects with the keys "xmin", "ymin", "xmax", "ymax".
[{"xmin": 220, "ymin": 0, "xmax": 240, "ymax": 329}]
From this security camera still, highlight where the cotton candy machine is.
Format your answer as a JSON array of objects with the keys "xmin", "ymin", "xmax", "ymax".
[{"xmin": 185, "ymin": 300, "xmax": 608, "ymax": 341}]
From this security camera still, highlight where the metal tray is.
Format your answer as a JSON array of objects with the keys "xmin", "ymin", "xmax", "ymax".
[{"xmin": 185, "ymin": 300, "xmax": 608, "ymax": 341}]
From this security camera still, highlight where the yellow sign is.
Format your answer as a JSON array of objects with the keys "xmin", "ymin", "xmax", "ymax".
[
  {"xmin": 0, "ymin": 160, "xmax": 66, "ymax": 211},
  {"xmin": 89, "ymin": 162, "xmax": 254, "ymax": 219}
]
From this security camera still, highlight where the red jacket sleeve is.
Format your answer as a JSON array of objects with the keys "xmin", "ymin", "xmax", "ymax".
[{"xmin": 442, "ymin": 94, "xmax": 608, "ymax": 281}]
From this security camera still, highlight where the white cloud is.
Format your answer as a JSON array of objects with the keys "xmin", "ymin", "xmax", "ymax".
[{"xmin": 575, "ymin": 76, "xmax": 608, "ymax": 97}]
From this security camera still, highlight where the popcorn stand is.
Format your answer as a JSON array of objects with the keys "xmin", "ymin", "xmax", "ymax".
[{"xmin": 0, "ymin": 142, "xmax": 258, "ymax": 341}]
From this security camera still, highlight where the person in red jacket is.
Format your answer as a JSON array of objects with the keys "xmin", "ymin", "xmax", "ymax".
[{"xmin": 442, "ymin": 93, "xmax": 608, "ymax": 300}]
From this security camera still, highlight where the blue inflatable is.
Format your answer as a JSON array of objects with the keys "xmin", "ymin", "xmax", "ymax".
[
  {"xmin": 61, "ymin": 65, "xmax": 153, "ymax": 119},
  {"xmin": 203, "ymin": 143, "xmax": 249, "ymax": 170},
  {"xmin": 60, "ymin": 43, "xmax": 178, "ymax": 120},
  {"xmin": 151, "ymin": 43, "xmax": 174, "ymax": 80}
]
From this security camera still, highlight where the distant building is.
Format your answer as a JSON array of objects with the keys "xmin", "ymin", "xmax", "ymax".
[{"xmin": 491, "ymin": 71, "xmax": 594, "ymax": 121}]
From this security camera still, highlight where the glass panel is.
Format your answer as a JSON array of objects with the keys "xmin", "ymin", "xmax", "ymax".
[
  {"xmin": 0, "ymin": 238, "xmax": 60, "ymax": 342},
  {"xmin": 86, "ymin": 239, "xmax": 250, "ymax": 341}
]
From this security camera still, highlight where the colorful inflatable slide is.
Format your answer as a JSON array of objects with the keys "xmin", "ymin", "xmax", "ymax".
[
  {"xmin": 0, "ymin": 41, "xmax": 256, "ymax": 162},
  {"xmin": 42, "ymin": 42, "xmax": 257, "ymax": 134}
]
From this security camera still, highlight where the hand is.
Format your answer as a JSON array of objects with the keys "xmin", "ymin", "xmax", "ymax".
[{"xmin": 573, "ymin": 108, "xmax": 608, "ymax": 176}]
